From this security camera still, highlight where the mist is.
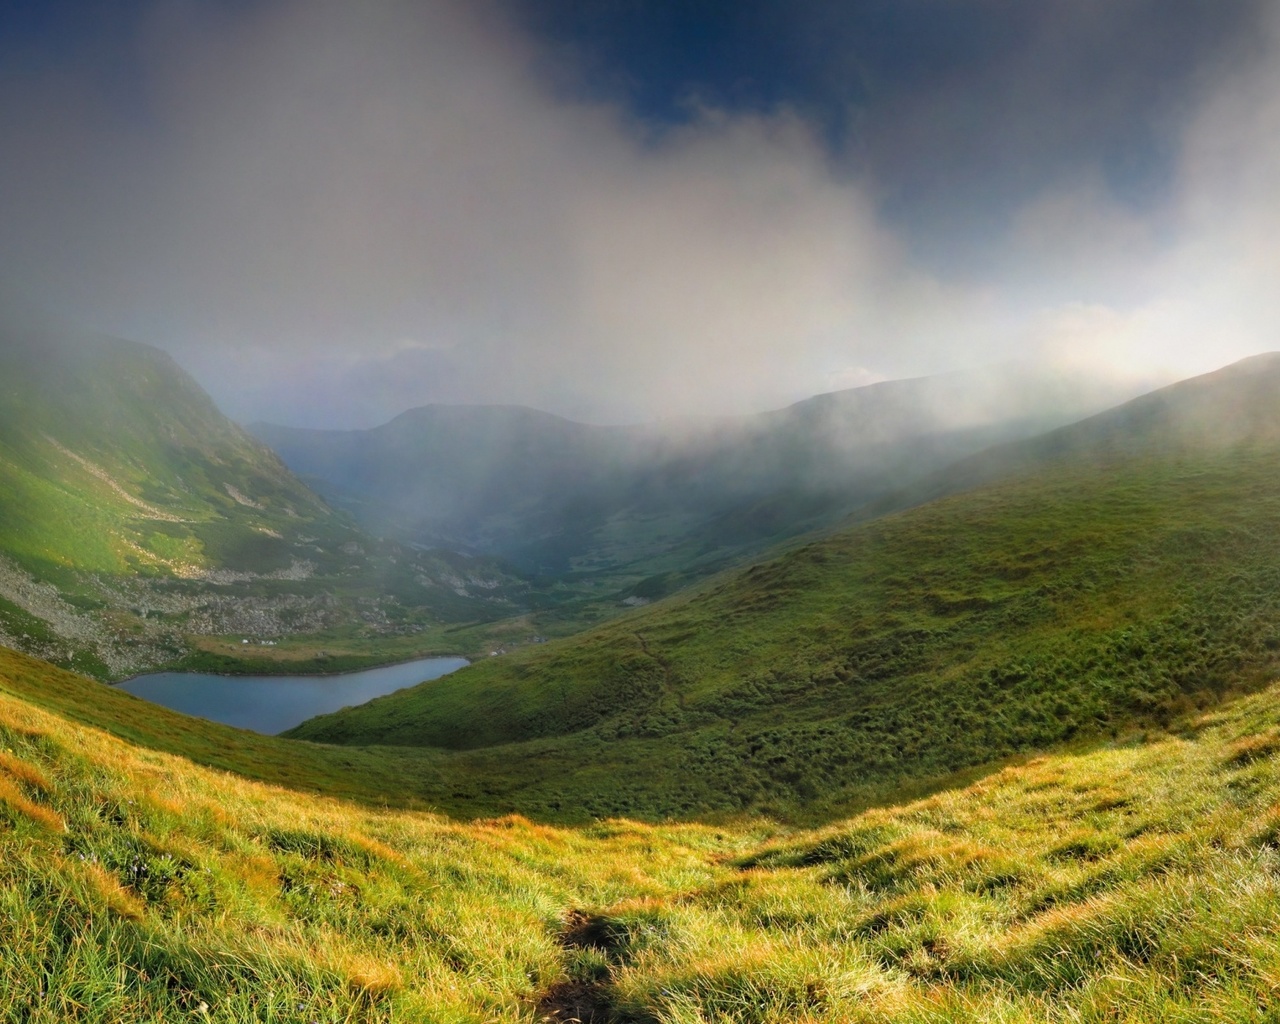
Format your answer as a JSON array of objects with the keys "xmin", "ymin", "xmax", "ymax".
[{"xmin": 0, "ymin": 0, "xmax": 1276, "ymax": 428}]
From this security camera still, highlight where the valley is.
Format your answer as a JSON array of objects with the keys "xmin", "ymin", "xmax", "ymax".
[
  {"xmin": 3, "ymin": 326, "xmax": 1280, "ymax": 1021},
  {"xmin": 253, "ymin": 363, "xmax": 1129, "ymax": 594},
  {"xmin": 286, "ymin": 355, "xmax": 1280, "ymax": 820}
]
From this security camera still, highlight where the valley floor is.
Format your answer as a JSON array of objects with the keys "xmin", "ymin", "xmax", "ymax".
[{"xmin": 4, "ymin": 649, "xmax": 1280, "ymax": 1021}]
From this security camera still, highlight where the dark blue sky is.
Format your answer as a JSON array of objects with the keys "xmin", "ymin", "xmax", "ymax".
[
  {"xmin": 3, "ymin": 0, "xmax": 1261, "ymax": 237},
  {"xmin": 509, "ymin": 0, "xmax": 1262, "ymax": 255}
]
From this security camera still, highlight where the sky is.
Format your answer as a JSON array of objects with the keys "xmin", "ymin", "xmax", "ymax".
[{"xmin": 0, "ymin": 0, "xmax": 1277, "ymax": 427}]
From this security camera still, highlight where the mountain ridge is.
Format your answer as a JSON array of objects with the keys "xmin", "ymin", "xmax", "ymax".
[
  {"xmin": 0, "ymin": 316, "xmax": 534, "ymax": 676},
  {"xmin": 867, "ymin": 350, "xmax": 1280, "ymax": 517},
  {"xmin": 285, "ymin": 353, "xmax": 1280, "ymax": 819},
  {"xmin": 253, "ymin": 361, "xmax": 1135, "ymax": 579}
]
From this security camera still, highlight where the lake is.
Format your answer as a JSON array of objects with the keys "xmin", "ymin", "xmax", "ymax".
[{"xmin": 117, "ymin": 656, "xmax": 469, "ymax": 735}]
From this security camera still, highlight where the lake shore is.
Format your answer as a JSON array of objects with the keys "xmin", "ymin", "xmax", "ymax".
[{"xmin": 116, "ymin": 655, "xmax": 470, "ymax": 735}]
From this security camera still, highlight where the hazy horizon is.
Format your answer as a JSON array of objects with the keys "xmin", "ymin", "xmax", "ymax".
[{"xmin": 3, "ymin": 1, "xmax": 1278, "ymax": 428}]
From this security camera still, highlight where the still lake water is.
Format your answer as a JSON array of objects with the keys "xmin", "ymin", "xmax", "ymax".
[{"xmin": 117, "ymin": 656, "xmax": 469, "ymax": 735}]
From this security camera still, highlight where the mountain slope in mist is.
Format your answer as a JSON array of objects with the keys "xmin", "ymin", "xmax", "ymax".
[
  {"xmin": 0, "ymin": 314, "xmax": 530, "ymax": 676},
  {"xmin": 287, "ymin": 355, "xmax": 1280, "ymax": 819},
  {"xmin": 253, "ymin": 363, "xmax": 1132, "ymax": 579},
  {"xmin": 868, "ymin": 351, "xmax": 1280, "ymax": 516}
]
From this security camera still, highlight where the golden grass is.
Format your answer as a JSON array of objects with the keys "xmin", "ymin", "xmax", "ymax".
[
  {"xmin": 0, "ymin": 749, "xmax": 52, "ymax": 792},
  {"xmin": 0, "ymin": 775, "xmax": 63, "ymax": 831},
  {"xmin": 6, "ymin": 659, "xmax": 1280, "ymax": 1020},
  {"xmin": 81, "ymin": 861, "xmax": 147, "ymax": 922}
]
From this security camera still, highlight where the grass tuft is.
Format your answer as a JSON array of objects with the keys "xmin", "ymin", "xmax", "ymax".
[{"xmin": 0, "ymin": 776, "xmax": 63, "ymax": 831}]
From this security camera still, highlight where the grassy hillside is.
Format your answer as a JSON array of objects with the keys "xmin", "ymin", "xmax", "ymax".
[
  {"xmin": 6, "ymin": 348, "xmax": 1280, "ymax": 1018},
  {"xmin": 0, "ymin": 316, "xmax": 330, "ymax": 569},
  {"xmin": 0, "ymin": 315, "xmax": 534, "ymax": 676},
  {"xmin": 6, "ymin": 638, "xmax": 1280, "ymax": 1020},
  {"xmin": 873, "ymin": 351, "xmax": 1280, "ymax": 515},
  {"xmin": 286, "ymin": 356, "xmax": 1280, "ymax": 819}
]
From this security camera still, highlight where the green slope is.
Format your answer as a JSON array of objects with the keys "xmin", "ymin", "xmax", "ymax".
[
  {"xmin": 0, "ymin": 324, "xmax": 327, "ymax": 570},
  {"xmin": 286, "ymin": 355, "xmax": 1280, "ymax": 819},
  {"xmin": 4, "ymin": 326, "xmax": 1280, "ymax": 1019},
  {"xmin": 871, "ymin": 350, "xmax": 1280, "ymax": 515},
  {"xmin": 8, "ymin": 623, "xmax": 1280, "ymax": 1020},
  {"xmin": 0, "ymin": 315, "xmax": 532, "ymax": 677}
]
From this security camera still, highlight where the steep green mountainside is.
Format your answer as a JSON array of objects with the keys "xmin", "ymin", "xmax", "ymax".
[
  {"xmin": 6, "ymin": 631, "xmax": 1280, "ymax": 1020},
  {"xmin": 0, "ymin": 316, "xmax": 531, "ymax": 677},
  {"xmin": 874, "ymin": 351, "xmax": 1280, "ymax": 514},
  {"xmin": 0, "ymin": 322, "xmax": 328, "ymax": 566},
  {"xmin": 288, "ymin": 355, "xmax": 1280, "ymax": 819},
  {"xmin": 4, "ymin": 351, "xmax": 1280, "ymax": 1016},
  {"xmin": 253, "ymin": 363, "xmax": 1129, "ymax": 586}
]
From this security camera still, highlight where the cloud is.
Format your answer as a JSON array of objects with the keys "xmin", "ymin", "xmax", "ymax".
[
  {"xmin": 0, "ymin": 0, "xmax": 1278, "ymax": 427},
  {"xmin": 3, "ymin": 0, "xmax": 982, "ymax": 424},
  {"xmin": 1000, "ymin": 5, "xmax": 1280, "ymax": 388}
]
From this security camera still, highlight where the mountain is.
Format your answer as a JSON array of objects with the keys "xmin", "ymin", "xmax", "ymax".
[
  {"xmin": 0, "ymin": 313, "xmax": 531, "ymax": 677},
  {"xmin": 867, "ymin": 351, "xmax": 1280, "ymax": 515},
  {"xmin": 0, "ymin": 316, "xmax": 329, "ymax": 564},
  {"xmin": 253, "ymin": 362, "xmax": 1134, "ymax": 580},
  {"xmin": 287, "ymin": 354, "xmax": 1280, "ymax": 819},
  {"xmin": 256, "ymin": 404, "xmax": 642, "ymax": 565}
]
